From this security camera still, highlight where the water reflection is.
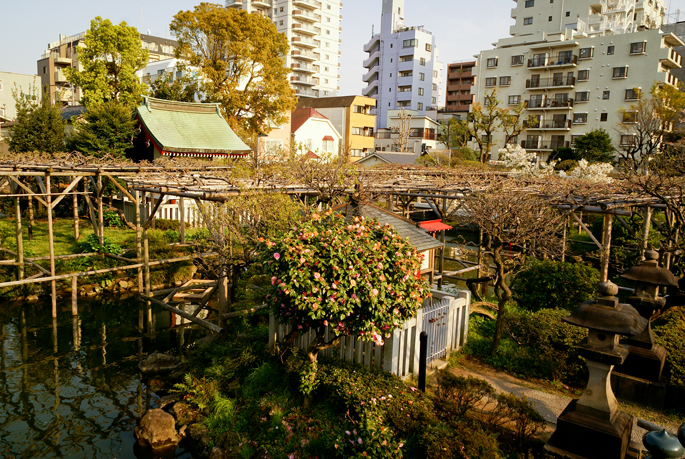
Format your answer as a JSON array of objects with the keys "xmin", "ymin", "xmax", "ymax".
[{"xmin": 0, "ymin": 296, "xmax": 209, "ymax": 459}]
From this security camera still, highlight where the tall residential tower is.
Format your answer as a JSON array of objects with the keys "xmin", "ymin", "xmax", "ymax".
[
  {"xmin": 362, "ymin": 0, "xmax": 443, "ymax": 130},
  {"xmin": 226, "ymin": 0, "xmax": 341, "ymax": 99}
]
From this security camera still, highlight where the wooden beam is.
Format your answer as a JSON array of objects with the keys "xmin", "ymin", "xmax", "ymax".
[
  {"xmin": 50, "ymin": 176, "xmax": 83, "ymax": 209},
  {"xmin": 141, "ymin": 294, "xmax": 223, "ymax": 334},
  {"xmin": 14, "ymin": 186, "xmax": 24, "ymax": 280},
  {"xmin": 103, "ymin": 174, "xmax": 136, "ymax": 203},
  {"xmin": 640, "ymin": 207, "xmax": 652, "ymax": 260},
  {"xmin": 570, "ymin": 212, "xmax": 603, "ymax": 250},
  {"xmin": 7, "ymin": 176, "xmax": 47, "ymax": 207},
  {"xmin": 46, "ymin": 173, "xmax": 57, "ymax": 317},
  {"xmin": 135, "ymin": 190, "xmax": 143, "ymax": 294},
  {"xmin": 96, "ymin": 172, "xmax": 104, "ymax": 246},
  {"xmin": 600, "ymin": 214, "xmax": 613, "ymax": 282},
  {"xmin": 143, "ymin": 193, "xmax": 166, "ymax": 230}
]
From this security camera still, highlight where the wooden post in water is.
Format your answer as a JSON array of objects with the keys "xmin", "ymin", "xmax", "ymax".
[
  {"xmin": 599, "ymin": 213, "xmax": 613, "ymax": 283},
  {"xmin": 135, "ymin": 190, "xmax": 143, "ymax": 294},
  {"xmin": 72, "ymin": 177, "xmax": 80, "ymax": 241},
  {"xmin": 14, "ymin": 189, "xmax": 24, "ymax": 281},
  {"xmin": 71, "ymin": 276, "xmax": 78, "ymax": 315},
  {"xmin": 179, "ymin": 197, "xmax": 186, "ymax": 244},
  {"xmin": 46, "ymin": 173, "xmax": 57, "ymax": 317}
]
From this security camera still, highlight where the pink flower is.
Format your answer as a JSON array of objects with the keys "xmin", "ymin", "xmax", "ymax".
[
  {"xmin": 350, "ymin": 279, "xmax": 356, "ymax": 286},
  {"xmin": 372, "ymin": 289, "xmax": 379, "ymax": 296},
  {"xmin": 271, "ymin": 276, "xmax": 277, "ymax": 285},
  {"xmin": 323, "ymin": 320, "xmax": 328, "ymax": 326},
  {"xmin": 358, "ymin": 438, "xmax": 363, "ymax": 444},
  {"xmin": 274, "ymin": 253, "xmax": 280, "ymax": 260},
  {"xmin": 314, "ymin": 272, "xmax": 321, "ymax": 279}
]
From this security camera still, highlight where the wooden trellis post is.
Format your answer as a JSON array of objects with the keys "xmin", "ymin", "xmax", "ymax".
[
  {"xmin": 14, "ymin": 185, "xmax": 24, "ymax": 281},
  {"xmin": 600, "ymin": 213, "xmax": 613, "ymax": 283},
  {"xmin": 640, "ymin": 206, "xmax": 652, "ymax": 261},
  {"xmin": 96, "ymin": 171, "xmax": 104, "ymax": 246},
  {"xmin": 135, "ymin": 190, "xmax": 143, "ymax": 294},
  {"xmin": 179, "ymin": 197, "xmax": 186, "ymax": 244},
  {"xmin": 72, "ymin": 176, "xmax": 80, "ymax": 241},
  {"xmin": 46, "ymin": 172, "xmax": 57, "ymax": 317}
]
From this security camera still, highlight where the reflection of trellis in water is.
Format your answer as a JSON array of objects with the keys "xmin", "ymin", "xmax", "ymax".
[{"xmin": 268, "ymin": 289, "xmax": 471, "ymax": 379}]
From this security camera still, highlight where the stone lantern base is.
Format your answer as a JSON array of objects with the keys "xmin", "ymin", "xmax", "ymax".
[
  {"xmin": 613, "ymin": 344, "xmax": 666, "ymax": 383},
  {"xmin": 612, "ymin": 344, "xmax": 667, "ymax": 409},
  {"xmin": 544, "ymin": 400, "xmax": 635, "ymax": 459}
]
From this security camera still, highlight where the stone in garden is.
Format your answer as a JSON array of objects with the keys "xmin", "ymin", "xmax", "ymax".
[
  {"xmin": 134, "ymin": 408, "xmax": 181, "ymax": 451},
  {"xmin": 210, "ymin": 446, "xmax": 228, "ymax": 459},
  {"xmin": 171, "ymin": 401, "xmax": 198, "ymax": 426},
  {"xmin": 187, "ymin": 423, "xmax": 209, "ymax": 442},
  {"xmin": 139, "ymin": 352, "xmax": 181, "ymax": 374},
  {"xmin": 159, "ymin": 393, "xmax": 181, "ymax": 409}
]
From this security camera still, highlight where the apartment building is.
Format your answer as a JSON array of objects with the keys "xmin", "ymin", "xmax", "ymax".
[
  {"xmin": 473, "ymin": 0, "xmax": 683, "ymax": 160},
  {"xmin": 296, "ymin": 95, "xmax": 376, "ymax": 160},
  {"xmin": 37, "ymin": 33, "xmax": 177, "ymax": 105},
  {"xmin": 375, "ymin": 109, "xmax": 440, "ymax": 154},
  {"xmin": 444, "ymin": 60, "xmax": 476, "ymax": 115},
  {"xmin": 226, "ymin": 0, "xmax": 341, "ymax": 99},
  {"xmin": 362, "ymin": 0, "xmax": 443, "ymax": 130},
  {"xmin": 0, "ymin": 72, "xmax": 41, "ymax": 121}
]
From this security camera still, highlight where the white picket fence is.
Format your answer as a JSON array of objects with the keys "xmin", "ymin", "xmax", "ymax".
[
  {"xmin": 268, "ymin": 289, "xmax": 471, "ymax": 379},
  {"xmin": 115, "ymin": 195, "xmax": 203, "ymax": 227}
]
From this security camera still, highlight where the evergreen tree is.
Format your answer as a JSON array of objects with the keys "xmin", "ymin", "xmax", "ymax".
[
  {"xmin": 67, "ymin": 101, "xmax": 137, "ymax": 158},
  {"xmin": 573, "ymin": 128, "xmax": 616, "ymax": 164},
  {"xmin": 8, "ymin": 85, "xmax": 65, "ymax": 154}
]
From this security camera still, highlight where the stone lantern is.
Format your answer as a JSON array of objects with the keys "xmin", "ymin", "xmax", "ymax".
[
  {"xmin": 614, "ymin": 250, "xmax": 678, "ymax": 385},
  {"xmin": 545, "ymin": 281, "xmax": 647, "ymax": 459}
]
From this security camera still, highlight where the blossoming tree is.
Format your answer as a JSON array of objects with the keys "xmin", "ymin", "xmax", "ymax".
[{"xmin": 258, "ymin": 210, "xmax": 430, "ymax": 365}]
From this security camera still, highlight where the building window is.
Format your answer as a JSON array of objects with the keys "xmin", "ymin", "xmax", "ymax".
[
  {"xmin": 324, "ymin": 79, "xmax": 329, "ymax": 84},
  {"xmin": 324, "ymin": 66, "xmax": 329, "ymax": 72},
  {"xmin": 419, "ymin": 72, "xmax": 425, "ymax": 81},
  {"xmin": 432, "ymin": 97, "xmax": 436, "ymax": 104},
  {"xmin": 432, "ymin": 83, "xmax": 437, "ymax": 90},
  {"xmin": 573, "ymin": 113, "xmax": 588, "ymax": 124},
  {"xmin": 607, "ymin": 45, "xmax": 615, "ymax": 55},
  {"xmin": 397, "ymin": 101, "xmax": 410, "ymax": 107},
  {"xmin": 500, "ymin": 76, "xmax": 512, "ymax": 86},
  {"xmin": 625, "ymin": 88, "xmax": 641, "ymax": 100},
  {"xmin": 350, "ymin": 149, "xmax": 363, "ymax": 157},
  {"xmin": 420, "ymin": 57, "xmax": 426, "ymax": 66},
  {"xmin": 576, "ymin": 91, "xmax": 590, "ymax": 102},
  {"xmin": 322, "ymin": 139, "xmax": 334, "ymax": 152},
  {"xmin": 613, "ymin": 66, "xmax": 628, "ymax": 78},
  {"xmin": 399, "ymin": 55, "xmax": 413, "ymax": 62},
  {"xmin": 525, "ymin": 0, "xmax": 534, "ymax": 6},
  {"xmin": 418, "ymin": 87, "xmax": 424, "ymax": 96},
  {"xmin": 485, "ymin": 77, "xmax": 497, "ymax": 86},
  {"xmin": 622, "ymin": 111, "xmax": 638, "ymax": 123},
  {"xmin": 565, "ymin": 11, "xmax": 570, "ymax": 16},
  {"xmin": 274, "ymin": 8, "xmax": 277, "ymax": 14},
  {"xmin": 326, "ymin": 29, "xmax": 330, "ymax": 35},
  {"xmin": 578, "ymin": 69, "xmax": 590, "ymax": 80},
  {"xmin": 620, "ymin": 135, "xmax": 636, "ymax": 146},
  {"xmin": 524, "ymin": 17, "xmax": 533, "ymax": 25},
  {"xmin": 549, "ymin": 16, "xmax": 553, "ymax": 21},
  {"xmin": 433, "ymin": 70, "xmax": 438, "ymax": 78},
  {"xmin": 511, "ymin": 55, "xmax": 524, "ymax": 66},
  {"xmin": 486, "ymin": 57, "xmax": 498, "ymax": 68},
  {"xmin": 327, "ymin": 17, "xmax": 331, "ymax": 22},
  {"xmin": 403, "ymin": 39, "xmax": 418, "ymax": 48},
  {"xmin": 603, "ymin": 90, "xmax": 610, "ymax": 99},
  {"xmin": 417, "ymin": 102, "xmax": 423, "ymax": 110},
  {"xmin": 323, "ymin": 91, "xmax": 328, "ymax": 95},
  {"xmin": 600, "ymin": 113, "xmax": 608, "ymax": 121},
  {"xmin": 426, "ymin": 44, "xmax": 432, "ymax": 51},
  {"xmin": 630, "ymin": 42, "xmax": 646, "ymax": 54},
  {"xmin": 508, "ymin": 95, "xmax": 521, "ymax": 105},
  {"xmin": 280, "ymin": 7, "xmax": 283, "ymax": 11},
  {"xmin": 279, "ymin": 20, "xmax": 283, "ymax": 25},
  {"xmin": 399, "ymin": 70, "xmax": 412, "ymax": 77},
  {"xmin": 579, "ymin": 47, "xmax": 594, "ymax": 59},
  {"xmin": 327, "ymin": 3, "xmax": 331, "ymax": 8}
]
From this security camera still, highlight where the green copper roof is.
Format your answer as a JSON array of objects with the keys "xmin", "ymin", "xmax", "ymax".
[{"xmin": 136, "ymin": 97, "xmax": 250, "ymax": 154}]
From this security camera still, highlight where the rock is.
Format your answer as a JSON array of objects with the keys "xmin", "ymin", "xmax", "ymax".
[
  {"xmin": 171, "ymin": 401, "xmax": 198, "ymax": 426},
  {"xmin": 148, "ymin": 378, "xmax": 165, "ymax": 392},
  {"xmin": 210, "ymin": 446, "xmax": 227, "ymax": 459},
  {"xmin": 194, "ymin": 334, "xmax": 221, "ymax": 349},
  {"xmin": 169, "ymin": 366, "xmax": 189, "ymax": 380},
  {"xmin": 119, "ymin": 280, "xmax": 130, "ymax": 290},
  {"xmin": 187, "ymin": 423, "xmax": 209, "ymax": 442},
  {"xmin": 159, "ymin": 393, "xmax": 181, "ymax": 409},
  {"xmin": 134, "ymin": 408, "xmax": 181, "ymax": 451},
  {"xmin": 178, "ymin": 425, "xmax": 188, "ymax": 438},
  {"xmin": 25, "ymin": 294, "xmax": 39, "ymax": 302},
  {"xmin": 139, "ymin": 352, "xmax": 181, "ymax": 374}
]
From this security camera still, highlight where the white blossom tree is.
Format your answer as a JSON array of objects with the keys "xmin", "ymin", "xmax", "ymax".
[
  {"xmin": 498, "ymin": 144, "xmax": 556, "ymax": 177},
  {"xmin": 560, "ymin": 159, "xmax": 613, "ymax": 183}
]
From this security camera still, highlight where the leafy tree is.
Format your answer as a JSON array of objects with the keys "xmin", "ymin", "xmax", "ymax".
[
  {"xmin": 8, "ymin": 85, "xmax": 65, "ymax": 154},
  {"xmin": 437, "ymin": 117, "xmax": 469, "ymax": 156},
  {"xmin": 468, "ymin": 90, "xmax": 500, "ymax": 163},
  {"xmin": 549, "ymin": 146, "xmax": 576, "ymax": 163},
  {"xmin": 573, "ymin": 128, "xmax": 615, "ymax": 163},
  {"xmin": 258, "ymin": 210, "xmax": 430, "ymax": 366},
  {"xmin": 148, "ymin": 64, "xmax": 199, "ymax": 103},
  {"xmin": 65, "ymin": 16, "xmax": 149, "ymax": 108},
  {"xmin": 66, "ymin": 101, "xmax": 137, "ymax": 158},
  {"xmin": 170, "ymin": 4, "xmax": 297, "ymax": 137}
]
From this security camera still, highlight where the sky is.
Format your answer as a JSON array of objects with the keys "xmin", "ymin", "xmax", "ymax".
[{"xmin": 3, "ymin": 0, "xmax": 685, "ymax": 99}]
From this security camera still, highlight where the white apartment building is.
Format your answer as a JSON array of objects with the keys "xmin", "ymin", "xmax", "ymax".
[
  {"xmin": 362, "ymin": 0, "xmax": 443, "ymax": 130},
  {"xmin": 473, "ymin": 0, "xmax": 683, "ymax": 160},
  {"xmin": 226, "ymin": 0, "xmax": 341, "ymax": 99},
  {"xmin": 0, "ymin": 72, "xmax": 41, "ymax": 121}
]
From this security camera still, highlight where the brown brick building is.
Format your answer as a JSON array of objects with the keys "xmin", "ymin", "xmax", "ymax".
[{"xmin": 444, "ymin": 60, "xmax": 476, "ymax": 114}]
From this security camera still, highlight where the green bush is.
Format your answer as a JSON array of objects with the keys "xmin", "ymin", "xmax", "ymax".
[
  {"xmin": 655, "ymin": 307, "xmax": 685, "ymax": 409},
  {"xmin": 511, "ymin": 259, "xmax": 600, "ymax": 312},
  {"xmin": 418, "ymin": 420, "xmax": 503, "ymax": 459},
  {"xmin": 154, "ymin": 218, "xmax": 186, "ymax": 231},
  {"xmin": 486, "ymin": 393, "xmax": 545, "ymax": 445},
  {"xmin": 435, "ymin": 370, "xmax": 494, "ymax": 417},
  {"xmin": 554, "ymin": 159, "xmax": 578, "ymax": 171},
  {"xmin": 76, "ymin": 233, "xmax": 123, "ymax": 255},
  {"xmin": 103, "ymin": 210, "xmax": 123, "ymax": 228}
]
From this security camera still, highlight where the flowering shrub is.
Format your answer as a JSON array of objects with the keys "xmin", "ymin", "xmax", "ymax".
[
  {"xmin": 498, "ymin": 144, "xmax": 556, "ymax": 177},
  {"xmin": 559, "ymin": 159, "xmax": 613, "ymax": 183},
  {"xmin": 258, "ymin": 210, "xmax": 430, "ymax": 356}
]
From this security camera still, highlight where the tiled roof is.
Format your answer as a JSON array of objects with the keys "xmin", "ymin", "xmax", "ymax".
[
  {"xmin": 291, "ymin": 107, "xmax": 329, "ymax": 132},
  {"xmin": 356, "ymin": 152, "xmax": 421, "ymax": 166},
  {"xmin": 333, "ymin": 202, "xmax": 443, "ymax": 252},
  {"xmin": 136, "ymin": 97, "xmax": 250, "ymax": 154}
]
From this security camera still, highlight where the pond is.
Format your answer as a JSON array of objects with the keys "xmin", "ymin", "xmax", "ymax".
[{"xmin": 0, "ymin": 296, "xmax": 210, "ymax": 459}]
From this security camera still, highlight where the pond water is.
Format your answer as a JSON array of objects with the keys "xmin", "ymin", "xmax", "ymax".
[{"xmin": 0, "ymin": 296, "xmax": 210, "ymax": 459}]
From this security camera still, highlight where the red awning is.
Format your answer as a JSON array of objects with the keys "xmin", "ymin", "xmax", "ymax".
[
  {"xmin": 322, "ymin": 135, "xmax": 334, "ymax": 141},
  {"xmin": 420, "ymin": 219, "xmax": 453, "ymax": 232}
]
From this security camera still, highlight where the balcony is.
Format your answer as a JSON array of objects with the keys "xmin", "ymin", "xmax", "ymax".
[
  {"xmin": 295, "ymin": 87, "xmax": 319, "ymax": 98},
  {"xmin": 251, "ymin": 0, "xmax": 273, "ymax": 7},
  {"xmin": 291, "ymin": 36, "xmax": 318, "ymax": 49},
  {"xmin": 524, "ymin": 118, "xmax": 571, "ymax": 130},
  {"xmin": 448, "ymin": 70, "xmax": 473, "ymax": 79},
  {"xmin": 225, "ymin": 0, "xmax": 243, "ymax": 7},
  {"xmin": 293, "ymin": 23, "xmax": 318, "ymax": 36},
  {"xmin": 447, "ymin": 83, "xmax": 472, "ymax": 92},
  {"xmin": 364, "ymin": 34, "xmax": 380, "ymax": 52},
  {"xmin": 292, "ymin": 0, "xmax": 319, "ymax": 9},
  {"xmin": 520, "ymin": 139, "xmax": 569, "ymax": 150},
  {"xmin": 363, "ymin": 50, "xmax": 380, "ymax": 68},
  {"xmin": 527, "ymin": 54, "xmax": 578, "ymax": 69},
  {"xmin": 291, "ymin": 50, "xmax": 317, "ymax": 61},
  {"xmin": 362, "ymin": 80, "xmax": 378, "ymax": 97},
  {"xmin": 291, "ymin": 75, "xmax": 317, "ymax": 86},
  {"xmin": 526, "ymin": 76, "xmax": 576, "ymax": 90},
  {"xmin": 362, "ymin": 65, "xmax": 379, "ymax": 82},
  {"xmin": 446, "ymin": 94, "xmax": 475, "ymax": 104},
  {"xmin": 661, "ymin": 48, "xmax": 683, "ymax": 69},
  {"xmin": 292, "ymin": 9, "xmax": 320, "ymax": 22},
  {"xmin": 527, "ymin": 98, "xmax": 574, "ymax": 110},
  {"xmin": 55, "ymin": 69, "xmax": 67, "ymax": 83},
  {"xmin": 291, "ymin": 62, "xmax": 316, "ymax": 74}
]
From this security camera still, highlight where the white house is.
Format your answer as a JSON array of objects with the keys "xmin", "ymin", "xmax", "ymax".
[
  {"xmin": 291, "ymin": 107, "xmax": 342, "ymax": 158},
  {"xmin": 375, "ymin": 109, "xmax": 440, "ymax": 154}
]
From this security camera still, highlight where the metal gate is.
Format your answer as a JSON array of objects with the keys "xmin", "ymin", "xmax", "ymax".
[{"xmin": 422, "ymin": 297, "xmax": 451, "ymax": 364}]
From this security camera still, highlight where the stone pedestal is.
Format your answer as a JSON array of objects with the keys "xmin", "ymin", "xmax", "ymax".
[
  {"xmin": 613, "ymin": 344, "xmax": 666, "ymax": 383},
  {"xmin": 545, "ymin": 400, "xmax": 634, "ymax": 459},
  {"xmin": 611, "ymin": 371, "xmax": 668, "ymax": 410}
]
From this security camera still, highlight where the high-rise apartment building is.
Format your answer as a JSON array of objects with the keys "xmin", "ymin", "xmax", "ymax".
[
  {"xmin": 473, "ymin": 0, "xmax": 683, "ymax": 160},
  {"xmin": 362, "ymin": 0, "xmax": 443, "ymax": 130},
  {"xmin": 37, "ymin": 33, "xmax": 177, "ymax": 105},
  {"xmin": 226, "ymin": 0, "xmax": 341, "ymax": 99},
  {"xmin": 444, "ymin": 60, "xmax": 477, "ymax": 116}
]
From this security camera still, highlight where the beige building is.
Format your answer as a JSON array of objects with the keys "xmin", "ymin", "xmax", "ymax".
[
  {"xmin": 375, "ymin": 109, "xmax": 439, "ymax": 155},
  {"xmin": 473, "ymin": 0, "xmax": 683, "ymax": 160},
  {"xmin": 37, "ymin": 32, "xmax": 177, "ymax": 105},
  {"xmin": 0, "ymin": 72, "xmax": 41, "ymax": 121},
  {"xmin": 296, "ymin": 95, "xmax": 376, "ymax": 161},
  {"xmin": 226, "ymin": 0, "xmax": 342, "ymax": 99}
]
